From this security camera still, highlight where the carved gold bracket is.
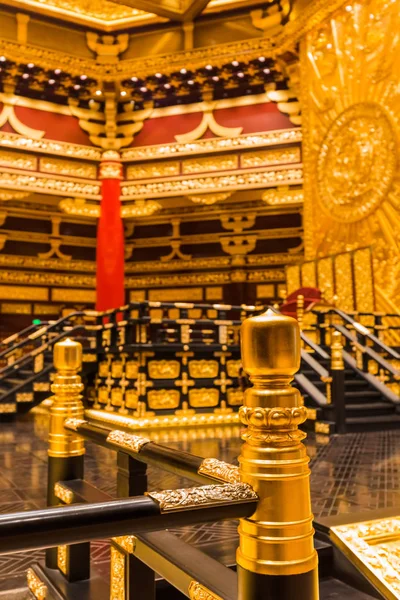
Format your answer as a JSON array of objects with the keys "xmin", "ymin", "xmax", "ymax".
[
  {"xmin": 187, "ymin": 193, "xmax": 232, "ymax": 206},
  {"xmin": 161, "ymin": 240, "xmax": 192, "ymax": 262},
  {"xmin": 0, "ymin": 94, "xmax": 45, "ymax": 139},
  {"xmin": 221, "ymin": 214, "xmax": 256, "ymax": 233},
  {"xmin": 86, "ymin": 32, "xmax": 129, "ymax": 64},
  {"xmin": 38, "ymin": 217, "xmax": 71, "ymax": 261},
  {"xmin": 220, "ymin": 235, "xmax": 257, "ymax": 265},
  {"xmin": 175, "ymin": 102, "xmax": 242, "ymax": 143}
]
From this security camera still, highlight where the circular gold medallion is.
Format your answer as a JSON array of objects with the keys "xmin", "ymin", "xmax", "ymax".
[{"xmin": 317, "ymin": 102, "xmax": 397, "ymax": 223}]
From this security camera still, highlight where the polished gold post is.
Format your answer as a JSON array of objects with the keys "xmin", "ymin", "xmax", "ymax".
[
  {"xmin": 48, "ymin": 338, "xmax": 85, "ymax": 459},
  {"xmin": 296, "ymin": 293, "xmax": 304, "ymax": 331},
  {"xmin": 237, "ymin": 309, "xmax": 318, "ymax": 599},
  {"xmin": 331, "ymin": 330, "xmax": 344, "ymax": 371},
  {"xmin": 46, "ymin": 338, "xmax": 87, "ymax": 574}
]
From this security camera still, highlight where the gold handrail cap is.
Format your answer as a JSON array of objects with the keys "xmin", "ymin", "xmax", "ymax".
[
  {"xmin": 240, "ymin": 309, "xmax": 300, "ymax": 377},
  {"xmin": 54, "ymin": 338, "xmax": 82, "ymax": 371}
]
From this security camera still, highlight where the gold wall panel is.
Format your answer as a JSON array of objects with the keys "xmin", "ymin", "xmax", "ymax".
[
  {"xmin": 126, "ymin": 361, "xmax": 139, "ymax": 379},
  {"xmin": 148, "ymin": 360, "xmax": 180, "ymax": 379},
  {"xmin": 227, "ymin": 389, "xmax": 244, "ymax": 406},
  {"xmin": 0, "ymin": 149, "xmax": 37, "ymax": 170},
  {"xmin": 256, "ymin": 284, "xmax": 274, "ymax": 298},
  {"xmin": 0, "ymin": 285, "xmax": 48, "ymax": 301},
  {"xmin": 205, "ymin": 287, "xmax": 223, "ymax": 300},
  {"xmin": 182, "ymin": 155, "xmax": 238, "ymax": 174},
  {"xmin": 112, "ymin": 361, "xmax": 124, "ymax": 379},
  {"xmin": 334, "ymin": 253, "xmax": 355, "ymax": 312},
  {"xmin": 226, "ymin": 360, "xmax": 241, "ymax": 378},
  {"xmin": 34, "ymin": 304, "xmax": 61, "ymax": 315},
  {"xmin": 111, "ymin": 387, "xmax": 123, "ymax": 407},
  {"xmin": 189, "ymin": 360, "xmax": 219, "ymax": 379},
  {"xmin": 317, "ymin": 257, "xmax": 334, "ymax": 303},
  {"xmin": 286, "ymin": 265, "xmax": 300, "ymax": 294},
  {"xmin": 40, "ymin": 157, "xmax": 98, "ymax": 179},
  {"xmin": 241, "ymin": 147, "xmax": 300, "ymax": 168},
  {"xmin": 1, "ymin": 303, "xmax": 31, "ymax": 314},
  {"xmin": 149, "ymin": 288, "xmax": 203, "ymax": 302},
  {"xmin": 98, "ymin": 387, "xmax": 109, "ymax": 404},
  {"xmin": 301, "ymin": 0, "xmax": 400, "ymax": 310},
  {"xmin": 148, "ymin": 390, "xmax": 180, "ymax": 410},
  {"xmin": 52, "ymin": 289, "xmax": 96, "ymax": 303},
  {"xmin": 354, "ymin": 248, "xmax": 374, "ymax": 312},
  {"xmin": 189, "ymin": 388, "xmax": 219, "ymax": 408},
  {"xmin": 126, "ymin": 161, "xmax": 180, "ymax": 180},
  {"xmin": 125, "ymin": 390, "xmax": 138, "ymax": 410},
  {"xmin": 129, "ymin": 290, "xmax": 146, "ymax": 302},
  {"xmin": 301, "ymin": 262, "xmax": 316, "ymax": 288},
  {"xmin": 99, "ymin": 361, "xmax": 109, "ymax": 377}
]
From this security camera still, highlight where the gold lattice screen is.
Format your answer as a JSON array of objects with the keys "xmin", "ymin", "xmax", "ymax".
[
  {"xmin": 300, "ymin": 0, "xmax": 400, "ymax": 315},
  {"xmin": 286, "ymin": 248, "xmax": 375, "ymax": 312}
]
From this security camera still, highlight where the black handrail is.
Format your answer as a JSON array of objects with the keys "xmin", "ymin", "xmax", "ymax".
[
  {"xmin": 294, "ymin": 374, "xmax": 328, "ymax": 407},
  {"xmin": 0, "ymin": 491, "xmax": 257, "ymax": 555},
  {"xmin": 64, "ymin": 420, "xmax": 238, "ymax": 485},
  {"xmin": 0, "ymin": 322, "xmax": 49, "ymax": 349}
]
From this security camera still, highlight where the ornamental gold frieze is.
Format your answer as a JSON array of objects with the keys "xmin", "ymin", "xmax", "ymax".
[
  {"xmin": 126, "ymin": 256, "xmax": 231, "ymax": 273},
  {"xmin": 198, "ymin": 458, "xmax": 240, "ymax": 484},
  {"xmin": 0, "ymin": 149, "xmax": 37, "ymax": 171},
  {"xmin": 227, "ymin": 389, "xmax": 244, "ymax": 406},
  {"xmin": 52, "ymin": 288, "xmax": 96, "ymax": 303},
  {"xmin": 106, "ymin": 430, "xmax": 151, "ymax": 453},
  {"xmin": 0, "ymin": 131, "xmax": 102, "ymax": 160},
  {"xmin": 241, "ymin": 147, "xmax": 301, "ymax": 168},
  {"xmin": 126, "ymin": 161, "xmax": 180, "ymax": 180},
  {"xmin": 0, "ymin": 169, "xmax": 100, "ymax": 199},
  {"xmin": 122, "ymin": 129, "xmax": 303, "ymax": 162},
  {"xmin": 182, "ymin": 155, "xmax": 239, "ymax": 174},
  {"xmin": 0, "ymin": 285, "xmax": 48, "ymax": 301},
  {"xmin": 0, "ymin": 270, "xmax": 94, "ymax": 288},
  {"xmin": 262, "ymin": 187, "xmax": 304, "ymax": 206},
  {"xmin": 122, "ymin": 166, "xmax": 303, "ymax": 199},
  {"xmin": 40, "ymin": 158, "xmax": 98, "ymax": 180},
  {"xmin": 129, "ymin": 273, "xmax": 229, "ymax": 289},
  {"xmin": 148, "ymin": 286, "xmax": 205, "ymax": 301}
]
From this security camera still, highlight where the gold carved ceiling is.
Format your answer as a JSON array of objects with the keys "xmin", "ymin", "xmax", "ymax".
[{"xmin": 1, "ymin": 0, "xmax": 262, "ymax": 28}]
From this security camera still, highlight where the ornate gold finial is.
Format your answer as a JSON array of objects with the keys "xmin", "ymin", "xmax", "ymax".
[
  {"xmin": 237, "ymin": 309, "xmax": 317, "ymax": 580},
  {"xmin": 48, "ymin": 338, "xmax": 85, "ymax": 458},
  {"xmin": 331, "ymin": 330, "xmax": 344, "ymax": 370}
]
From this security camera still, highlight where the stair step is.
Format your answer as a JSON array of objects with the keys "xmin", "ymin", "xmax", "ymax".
[
  {"xmin": 345, "ymin": 402, "xmax": 394, "ymax": 418},
  {"xmin": 343, "ymin": 379, "xmax": 370, "ymax": 388},
  {"xmin": 344, "ymin": 390, "xmax": 382, "ymax": 400},
  {"xmin": 346, "ymin": 414, "xmax": 400, "ymax": 432}
]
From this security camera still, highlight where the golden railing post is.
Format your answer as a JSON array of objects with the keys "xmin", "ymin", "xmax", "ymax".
[
  {"xmin": 237, "ymin": 309, "xmax": 319, "ymax": 599},
  {"xmin": 46, "ymin": 338, "xmax": 87, "ymax": 578},
  {"xmin": 296, "ymin": 293, "xmax": 305, "ymax": 331},
  {"xmin": 331, "ymin": 330, "xmax": 346, "ymax": 434}
]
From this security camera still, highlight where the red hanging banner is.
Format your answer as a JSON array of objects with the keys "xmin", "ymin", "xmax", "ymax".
[{"xmin": 96, "ymin": 151, "xmax": 125, "ymax": 311}]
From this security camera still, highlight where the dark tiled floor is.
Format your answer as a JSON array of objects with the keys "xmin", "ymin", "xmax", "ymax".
[{"xmin": 1, "ymin": 413, "xmax": 400, "ymax": 584}]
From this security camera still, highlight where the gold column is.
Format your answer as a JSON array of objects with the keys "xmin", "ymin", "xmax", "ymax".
[
  {"xmin": 237, "ymin": 309, "xmax": 318, "ymax": 598},
  {"xmin": 48, "ymin": 338, "xmax": 85, "ymax": 458}
]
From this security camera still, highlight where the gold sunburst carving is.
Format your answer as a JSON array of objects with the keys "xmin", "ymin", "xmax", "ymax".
[{"xmin": 302, "ymin": 0, "xmax": 400, "ymax": 310}]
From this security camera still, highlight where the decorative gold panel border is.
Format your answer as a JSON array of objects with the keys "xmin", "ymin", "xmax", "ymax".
[
  {"xmin": 122, "ymin": 166, "xmax": 303, "ymax": 199},
  {"xmin": 205, "ymin": 287, "xmax": 223, "ymax": 300},
  {"xmin": 52, "ymin": 288, "xmax": 96, "ymax": 303},
  {"xmin": 129, "ymin": 290, "xmax": 146, "ymax": 301},
  {"xmin": 0, "ymin": 270, "xmax": 95, "ymax": 288},
  {"xmin": 40, "ymin": 157, "xmax": 98, "ymax": 180},
  {"xmin": 122, "ymin": 129, "xmax": 302, "ymax": 162},
  {"xmin": 148, "ymin": 360, "xmax": 181, "ymax": 379},
  {"xmin": 34, "ymin": 304, "xmax": 62, "ymax": 314},
  {"xmin": 189, "ymin": 360, "xmax": 219, "ymax": 379},
  {"xmin": 256, "ymin": 284, "xmax": 275, "ymax": 298},
  {"xmin": 0, "ymin": 131, "xmax": 102, "ymax": 160},
  {"xmin": 0, "ymin": 285, "xmax": 48, "ymax": 301}
]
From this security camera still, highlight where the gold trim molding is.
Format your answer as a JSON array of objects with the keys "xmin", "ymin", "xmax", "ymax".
[
  {"xmin": 121, "ymin": 128, "xmax": 302, "ymax": 162},
  {"xmin": 147, "ymin": 483, "xmax": 257, "ymax": 513},
  {"xmin": 27, "ymin": 569, "xmax": 47, "ymax": 600},
  {"xmin": 0, "ymin": 132, "xmax": 102, "ymax": 160},
  {"xmin": 189, "ymin": 581, "xmax": 223, "ymax": 600},
  {"xmin": 122, "ymin": 166, "xmax": 303, "ymax": 199},
  {"xmin": 198, "ymin": 458, "xmax": 240, "ymax": 484},
  {"xmin": 106, "ymin": 430, "xmax": 151, "ymax": 453},
  {"xmin": 0, "ymin": 169, "xmax": 100, "ymax": 199}
]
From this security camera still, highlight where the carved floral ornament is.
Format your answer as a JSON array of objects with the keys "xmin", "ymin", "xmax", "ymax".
[
  {"xmin": 302, "ymin": 0, "xmax": 400, "ymax": 309},
  {"xmin": 59, "ymin": 197, "xmax": 161, "ymax": 218}
]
